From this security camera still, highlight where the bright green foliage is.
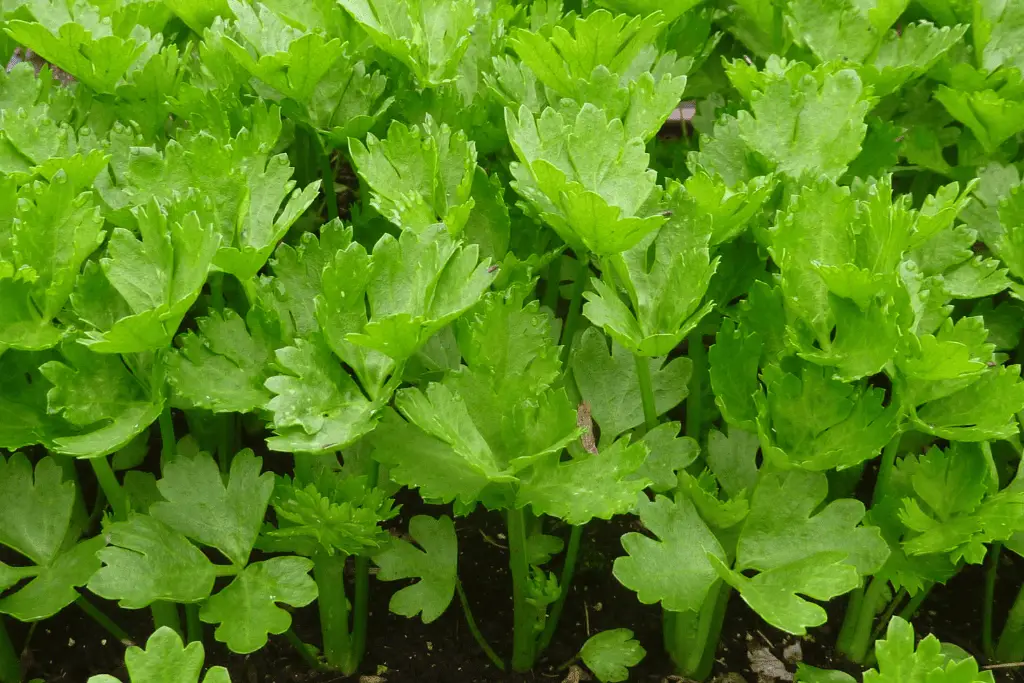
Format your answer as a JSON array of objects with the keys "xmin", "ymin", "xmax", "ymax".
[
  {"xmin": 579, "ymin": 629, "xmax": 647, "ymax": 683},
  {"xmin": 218, "ymin": 0, "xmax": 346, "ymax": 103},
  {"xmin": 337, "ymin": 0, "xmax": 476, "ymax": 87},
  {"xmin": 614, "ymin": 494, "xmax": 726, "ymax": 612},
  {"xmin": 717, "ymin": 470, "xmax": 889, "ymax": 634},
  {"xmin": 87, "ymin": 626, "xmax": 232, "ymax": 683},
  {"xmin": 866, "ymin": 618, "xmax": 995, "ymax": 683},
  {"xmin": 0, "ymin": 455, "xmax": 101, "ymax": 621},
  {"xmin": 0, "ymin": 171, "xmax": 105, "ymax": 350},
  {"xmin": 502, "ymin": 10, "xmax": 688, "ymax": 141},
  {"xmin": 374, "ymin": 515, "xmax": 458, "ymax": 623},
  {"xmin": 262, "ymin": 468, "xmax": 398, "ymax": 558},
  {"xmin": 572, "ymin": 327, "xmax": 692, "ymax": 440},
  {"xmin": 735, "ymin": 67, "xmax": 873, "ymax": 180},
  {"xmin": 349, "ymin": 117, "xmax": 477, "ymax": 233},
  {"xmin": 88, "ymin": 452, "xmax": 317, "ymax": 653},
  {"xmin": 505, "ymin": 103, "xmax": 664, "ymax": 256},
  {"xmin": 72, "ymin": 200, "xmax": 220, "ymax": 354},
  {"xmin": 3, "ymin": 0, "xmax": 1024, "ymax": 676},
  {"xmin": 40, "ymin": 342, "xmax": 164, "ymax": 458},
  {"xmin": 896, "ymin": 443, "xmax": 1024, "ymax": 564},
  {"xmin": 167, "ymin": 309, "xmax": 277, "ymax": 414},
  {"xmin": 584, "ymin": 185, "xmax": 717, "ymax": 356},
  {"xmin": 6, "ymin": 0, "xmax": 165, "ymax": 93}
]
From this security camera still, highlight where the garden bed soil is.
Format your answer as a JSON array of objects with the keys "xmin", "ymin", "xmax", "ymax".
[{"xmin": 11, "ymin": 489, "xmax": 1023, "ymax": 683}]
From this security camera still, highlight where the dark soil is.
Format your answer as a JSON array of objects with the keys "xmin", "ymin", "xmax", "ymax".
[{"xmin": 10, "ymin": 487, "xmax": 1024, "ymax": 683}]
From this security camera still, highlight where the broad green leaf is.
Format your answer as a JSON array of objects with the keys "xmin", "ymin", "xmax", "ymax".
[
  {"xmin": 634, "ymin": 422, "xmax": 699, "ymax": 493},
  {"xmin": 337, "ymin": 0, "xmax": 476, "ymax": 87},
  {"xmin": 89, "ymin": 515, "xmax": 217, "ymax": 609},
  {"xmin": 264, "ymin": 338, "xmax": 378, "ymax": 454},
  {"xmin": 344, "ymin": 227, "xmax": 496, "ymax": 361},
  {"xmin": 580, "ymin": 629, "xmax": 647, "ymax": 683},
  {"xmin": 913, "ymin": 365, "xmax": 1024, "ymax": 441},
  {"xmin": 7, "ymin": 0, "xmax": 163, "ymax": 93},
  {"xmin": 757, "ymin": 361, "xmax": 900, "ymax": 471},
  {"xmin": 0, "ymin": 535, "xmax": 104, "ymax": 621},
  {"xmin": 706, "ymin": 428, "xmax": 760, "ymax": 499},
  {"xmin": 167, "ymin": 309, "xmax": 277, "ymax": 414},
  {"xmin": 708, "ymin": 319, "xmax": 762, "ymax": 432},
  {"xmin": 935, "ymin": 87, "xmax": 1024, "ymax": 154},
  {"xmin": 711, "ymin": 552, "xmax": 860, "ymax": 635},
  {"xmin": 349, "ymin": 117, "xmax": 477, "ymax": 234},
  {"xmin": 864, "ymin": 617, "xmax": 994, "ymax": 683},
  {"xmin": 584, "ymin": 190, "xmax": 718, "ymax": 356},
  {"xmin": 737, "ymin": 69, "xmax": 872, "ymax": 180},
  {"xmin": 0, "ymin": 173, "xmax": 104, "ymax": 351},
  {"xmin": 219, "ymin": 0, "xmax": 346, "ymax": 103},
  {"xmin": 200, "ymin": 557, "xmax": 317, "ymax": 654},
  {"xmin": 613, "ymin": 494, "xmax": 725, "ymax": 612},
  {"xmin": 517, "ymin": 437, "xmax": 650, "ymax": 525},
  {"xmin": 572, "ymin": 327, "xmax": 692, "ymax": 440},
  {"xmin": 0, "ymin": 454, "xmax": 74, "ymax": 565},
  {"xmin": 0, "ymin": 351, "xmax": 75, "ymax": 451},
  {"xmin": 40, "ymin": 342, "xmax": 164, "ymax": 459},
  {"xmin": 738, "ymin": 469, "xmax": 889, "ymax": 576},
  {"xmin": 505, "ymin": 104, "xmax": 664, "ymax": 256},
  {"xmin": 86, "ymin": 626, "xmax": 232, "ymax": 683},
  {"xmin": 374, "ymin": 515, "xmax": 457, "ymax": 623},
  {"xmin": 76, "ymin": 201, "xmax": 220, "ymax": 354},
  {"xmin": 508, "ymin": 10, "xmax": 687, "ymax": 141},
  {"xmin": 151, "ymin": 451, "xmax": 274, "ymax": 567}
]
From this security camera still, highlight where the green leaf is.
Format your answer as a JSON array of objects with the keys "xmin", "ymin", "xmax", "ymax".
[
  {"xmin": 86, "ymin": 626, "xmax": 232, "ymax": 683},
  {"xmin": 0, "ymin": 454, "xmax": 74, "ymax": 565},
  {"xmin": 200, "ymin": 557, "xmax": 317, "ymax": 654},
  {"xmin": 913, "ymin": 365, "xmax": 1024, "ymax": 441},
  {"xmin": 0, "ymin": 535, "xmax": 104, "ymax": 622},
  {"xmin": 374, "ymin": 515, "xmax": 457, "ymax": 623},
  {"xmin": 572, "ymin": 327, "xmax": 692, "ymax": 440},
  {"xmin": 219, "ymin": 0, "xmax": 346, "ymax": 103},
  {"xmin": 505, "ymin": 104, "xmax": 664, "ymax": 256},
  {"xmin": 517, "ymin": 436, "xmax": 650, "ymax": 525},
  {"xmin": 738, "ymin": 469, "xmax": 890, "ymax": 577},
  {"xmin": 150, "ymin": 451, "xmax": 274, "ymax": 567},
  {"xmin": 584, "ymin": 191, "xmax": 718, "ymax": 356},
  {"xmin": 709, "ymin": 319, "xmax": 762, "ymax": 432},
  {"xmin": 613, "ymin": 494, "xmax": 726, "ymax": 612},
  {"xmin": 264, "ymin": 338, "xmax": 378, "ymax": 454},
  {"xmin": 167, "ymin": 309, "xmax": 277, "ymax": 414},
  {"xmin": 737, "ymin": 68, "xmax": 872, "ymax": 180},
  {"xmin": 88, "ymin": 515, "xmax": 217, "ymax": 609},
  {"xmin": 349, "ymin": 117, "xmax": 477, "ymax": 234},
  {"xmin": 634, "ymin": 422, "xmax": 699, "ymax": 493},
  {"xmin": 344, "ymin": 227, "xmax": 496, "ymax": 361},
  {"xmin": 711, "ymin": 552, "xmax": 860, "ymax": 635},
  {"xmin": 757, "ymin": 360, "xmax": 900, "ymax": 471},
  {"xmin": 864, "ymin": 617, "xmax": 994, "ymax": 683},
  {"xmin": 580, "ymin": 628, "xmax": 647, "ymax": 683},
  {"xmin": 508, "ymin": 10, "xmax": 687, "ymax": 141},
  {"xmin": 337, "ymin": 0, "xmax": 476, "ymax": 87},
  {"xmin": 39, "ymin": 342, "xmax": 164, "ymax": 459},
  {"xmin": 706, "ymin": 427, "xmax": 760, "ymax": 499},
  {"xmin": 7, "ymin": 1, "xmax": 162, "ymax": 93},
  {"xmin": 0, "ymin": 350, "xmax": 68, "ymax": 450},
  {"xmin": 935, "ymin": 87, "xmax": 1024, "ymax": 154},
  {"xmin": 77, "ymin": 201, "xmax": 220, "ymax": 354},
  {"xmin": 0, "ymin": 173, "xmax": 105, "ymax": 350}
]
